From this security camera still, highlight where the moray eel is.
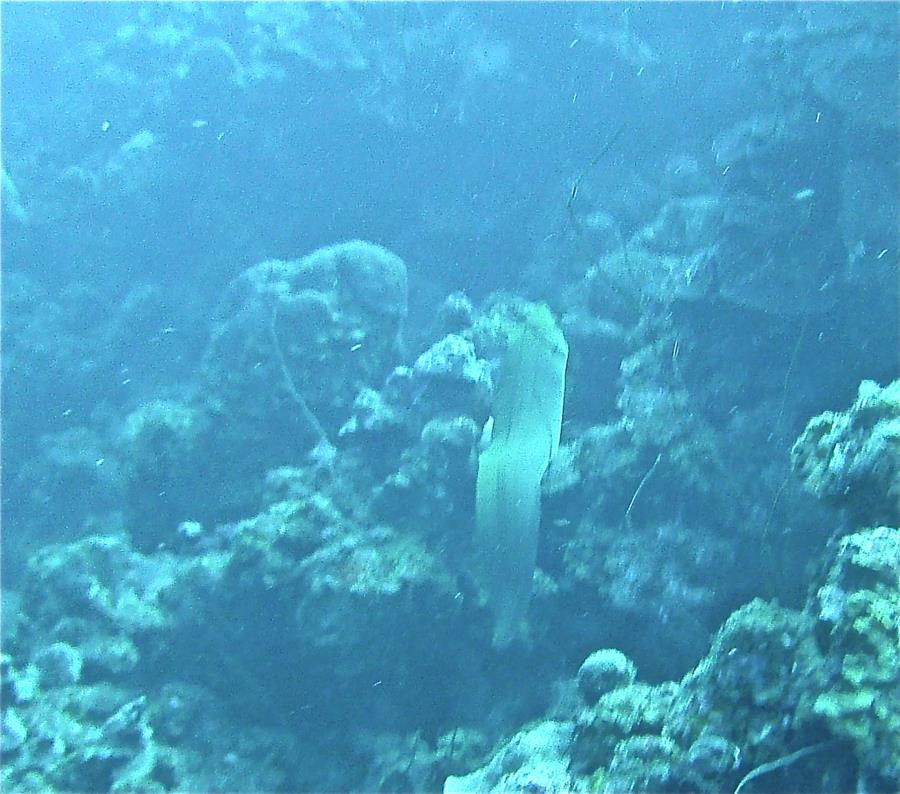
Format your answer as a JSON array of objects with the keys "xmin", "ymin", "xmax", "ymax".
[{"xmin": 475, "ymin": 304, "xmax": 568, "ymax": 647}]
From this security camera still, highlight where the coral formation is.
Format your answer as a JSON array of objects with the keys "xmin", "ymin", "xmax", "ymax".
[
  {"xmin": 456, "ymin": 525, "xmax": 898, "ymax": 792},
  {"xmin": 792, "ymin": 379, "xmax": 900, "ymax": 525},
  {"xmin": 810, "ymin": 527, "xmax": 900, "ymax": 782}
]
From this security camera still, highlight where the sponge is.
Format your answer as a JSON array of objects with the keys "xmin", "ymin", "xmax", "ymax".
[{"xmin": 475, "ymin": 304, "xmax": 568, "ymax": 647}]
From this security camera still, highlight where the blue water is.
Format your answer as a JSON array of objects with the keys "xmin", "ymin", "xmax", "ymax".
[{"xmin": 2, "ymin": 3, "xmax": 898, "ymax": 792}]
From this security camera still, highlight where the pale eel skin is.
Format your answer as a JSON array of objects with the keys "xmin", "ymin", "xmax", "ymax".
[{"xmin": 475, "ymin": 304, "xmax": 568, "ymax": 647}]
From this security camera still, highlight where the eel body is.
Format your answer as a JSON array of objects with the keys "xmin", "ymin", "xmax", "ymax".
[{"xmin": 475, "ymin": 304, "xmax": 568, "ymax": 647}]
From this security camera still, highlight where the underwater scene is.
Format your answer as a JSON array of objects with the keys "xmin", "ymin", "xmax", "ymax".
[{"xmin": 1, "ymin": 2, "xmax": 898, "ymax": 792}]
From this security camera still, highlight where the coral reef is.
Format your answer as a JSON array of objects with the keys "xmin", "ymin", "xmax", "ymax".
[
  {"xmin": 2, "ymin": 4, "xmax": 897, "ymax": 792},
  {"xmin": 712, "ymin": 110, "xmax": 843, "ymax": 317},
  {"xmin": 445, "ymin": 721, "xmax": 576, "ymax": 794},
  {"xmin": 792, "ymin": 379, "xmax": 900, "ymax": 526},
  {"xmin": 811, "ymin": 527, "xmax": 900, "ymax": 783},
  {"xmin": 452, "ymin": 525, "xmax": 899, "ymax": 793},
  {"xmin": 205, "ymin": 239, "xmax": 408, "ymax": 441}
]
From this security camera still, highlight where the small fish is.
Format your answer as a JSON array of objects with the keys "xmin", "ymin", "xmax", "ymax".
[
  {"xmin": 191, "ymin": 119, "xmax": 208, "ymax": 128},
  {"xmin": 792, "ymin": 188, "xmax": 815, "ymax": 202},
  {"xmin": 101, "ymin": 120, "xmax": 111, "ymax": 132}
]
